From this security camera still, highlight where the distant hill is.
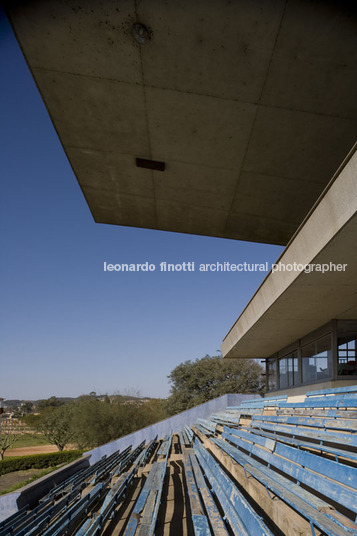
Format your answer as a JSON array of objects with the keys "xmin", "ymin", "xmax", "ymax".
[
  {"xmin": 2, "ymin": 395, "xmax": 157, "ymax": 409},
  {"xmin": 3, "ymin": 398, "xmax": 75, "ymax": 408}
]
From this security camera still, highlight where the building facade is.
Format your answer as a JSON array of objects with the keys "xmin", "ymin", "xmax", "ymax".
[{"xmin": 266, "ymin": 320, "xmax": 357, "ymax": 396}]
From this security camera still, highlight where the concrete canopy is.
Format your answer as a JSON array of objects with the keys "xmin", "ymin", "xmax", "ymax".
[
  {"xmin": 222, "ymin": 146, "xmax": 357, "ymax": 359},
  {"xmin": 5, "ymin": 0, "xmax": 357, "ymax": 245}
]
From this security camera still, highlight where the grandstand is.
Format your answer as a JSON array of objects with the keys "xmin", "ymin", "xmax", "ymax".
[
  {"xmin": 1, "ymin": 385, "xmax": 357, "ymax": 535},
  {"xmin": 1, "ymin": 2, "xmax": 356, "ymax": 533}
]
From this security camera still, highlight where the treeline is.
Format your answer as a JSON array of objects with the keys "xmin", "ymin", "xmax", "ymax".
[
  {"xmin": 20, "ymin": 355, "xmax": 264, "ymax": 451},
  {"xmin": 23, "ymin": 395, "xmax": 168, "ymax": 451}
]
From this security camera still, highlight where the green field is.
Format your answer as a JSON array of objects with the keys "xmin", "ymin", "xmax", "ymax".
[
  {"xmin": 0, "ymin": 467, "xmax": 56, "ymax": 495},
  {"xmin": 11, "ymin": 434, "xmax": 49, "ymax": 448}
]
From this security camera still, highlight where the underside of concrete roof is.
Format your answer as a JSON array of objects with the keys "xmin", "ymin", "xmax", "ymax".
[{"xmin": 5, "ymin": 0, "xmax": 357, "ymax": 245}]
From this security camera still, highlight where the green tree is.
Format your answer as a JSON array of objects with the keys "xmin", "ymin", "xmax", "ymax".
[
  {"xmin": 37, "ymin": 396, "xmax": 66, "ymax": 411},
  {"xmin": 36, "ymin": 404, "xmax": 75, "ymax": 451},
  {"xmin": 142, "ymin": 398, "xmax": 168, "ymax": 423},
  {"xmin": 21, "ymin": 401, "xmax": 34, "ymax": 413},
  {"xmin": 22, "ymin": 413, "xmax": 41, "ymax": 428},
  {"xmin": 69, "ymin": 395, "xmax": 169, "ymax": 449},
  {"xmin": 71, "ymin": 396, "xmax": 114, "ymax": 448},
  {"xmin": 0, "ymin": 424, "xmax": 18, "ymax": 460},
  {"xmin": 166, "ymin": 355, "xmax": 264, "ymax": 415}
]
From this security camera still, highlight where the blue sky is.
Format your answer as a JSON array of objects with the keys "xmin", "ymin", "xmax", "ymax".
[{"xmin": 0, "ymin": 10, "xmax": 283, "ymax": 401}]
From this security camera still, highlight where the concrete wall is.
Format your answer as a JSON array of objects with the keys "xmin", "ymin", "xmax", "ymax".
[{"xmin": 0, "ymin": 492, "xmax": 20, "ymax": 524}]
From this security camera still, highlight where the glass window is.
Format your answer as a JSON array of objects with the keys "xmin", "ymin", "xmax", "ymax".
[
  {"xmin": 278, "ymin": 351, "xmax": 298, "ymax": 389},
  {"xmin": 337, "ymin": 320, "xmax": 357, "ymax": 376},
  {"xmin": 338, "ymin": 337, "xmax": 357, "ymax": 376},
  {"xmin": 279, "ymin": 358, "xmax": 288, "ymax": 389},
  {"xmin": 302, "ymin": 335, "xmax": 332, "ymax": 384},
  {"xmin": 267, "ymin": 359, "xmax": 277, "ymax": 390},
  {"xmin": 288, "ymin": 353, "xmax": 299, "ymax": 386}
]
